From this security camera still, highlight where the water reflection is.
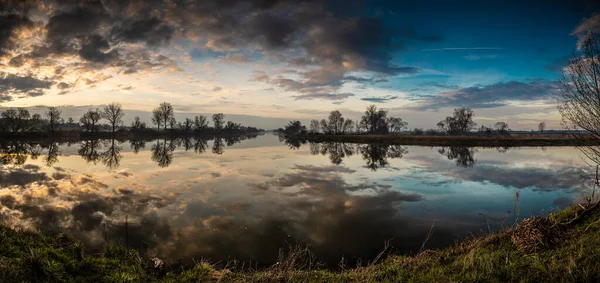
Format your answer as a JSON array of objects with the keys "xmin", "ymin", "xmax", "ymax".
[
  {"xmin": 307, "ymin": 142, "xmax": 410, "ymax": 170},
  {"xmin": 0, "ymin": 136, "xmax": 594, "ymax": 269},
  {"xmin": 130, "ymin": 139, "xmax": 146, "ymax": 154},
  {"xmin": 438, "ymin": 147, "xmax": 477, "ymax": 167},
  {"xmin": 101, "ymin": 139, "xmax": 122, "ymax": 170},
  {"xmin": 42, "ymin": 141, "xmax": 60, "ymax": 167},
  {"xmin": 79, "ymin": 139, "xmax": 102, "ymax": 164},
  {"xmin": 151, "ymin": 139, "xmax": 175, "ymax": 168}
]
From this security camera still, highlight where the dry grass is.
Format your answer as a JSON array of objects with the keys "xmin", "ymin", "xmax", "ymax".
[{"xmin": 511, "ymin": 216, "xmax": 567, "ymax": 253}]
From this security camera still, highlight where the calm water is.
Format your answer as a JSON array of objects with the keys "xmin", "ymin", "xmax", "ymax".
[{"xmin": 0, "ymin": 134, "xmax": 594, "ymax": 267}]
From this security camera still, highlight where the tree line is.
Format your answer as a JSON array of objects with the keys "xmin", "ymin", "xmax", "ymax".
[
  {"xmin": 282, "ymin": 105, "xmax": 547, "ymax": 136},
  {"xmin": 282, "ymin": 105, "xmax": 408, "ymax": 135},
  {"xmin": 0, "ymin": 102, "xmax": 262, "ymax": 135}
]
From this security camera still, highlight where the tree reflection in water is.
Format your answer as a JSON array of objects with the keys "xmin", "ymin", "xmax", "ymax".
[
  {"xmin": 101, "ymin": 139, "xmax": 122, "ymax": 170},
  {"xmin": 307, "ymin": 142, "xmax": 408, "ymax": 171},
  {"xmin": 130, "ymin": 139, "xmax": 146, "ymax": 154},
  {"xmin": 42, "ymin": 141, "xmax": 61, "ymax": 167},
  {"xmin": 212, "ymin": 137, "xmax": 224, "ymax": 155},
  {"xmin": 151, "ymin": 139, "xmax": 175, "ymax": 168},
  {"xmin": 437, "ymin": 147, "xmax": 477, "ymax": 167},
  {"xmin": 0, "ymin": 141, "xmax": 41, "ymax": 165},
  {"xmin": 78, "ymin": 139, "xmax": 102, "ymax": 164}
]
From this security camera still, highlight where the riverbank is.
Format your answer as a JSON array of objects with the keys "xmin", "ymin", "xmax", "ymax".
[
  {"xmin": 1, "ymin": 201, "xmax": 599, "ymax": 282},
  {"xmin": 0, "ymin": 131, "xmax": 264, "ymax": 142},
  {"xmin": 300, "ymin": 133, "xmax": 599, "ymax": 147}
]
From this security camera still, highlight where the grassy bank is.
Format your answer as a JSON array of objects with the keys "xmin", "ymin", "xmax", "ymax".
[
  {"xmin": 301, "ymin": 133, "xmax": 600, "ymax": 147},
  {"xmin": 1, "ymin": 201, "xmax": 600, "ymax": 282}
]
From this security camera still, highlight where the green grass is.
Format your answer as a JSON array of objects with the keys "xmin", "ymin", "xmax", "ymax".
[{"xmin": 2, "ymin": 202, "xmax": 600, "ymax": 282}]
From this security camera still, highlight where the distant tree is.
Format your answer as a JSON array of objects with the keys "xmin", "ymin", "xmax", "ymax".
[
  {"xmin": 46, "ymin": 107, "xmax": 62, "ymax": 132},
  {"xmin": 360, "ymin": 105, "xmax": 389, "ymax": 134},
  {"xmin": 168, "ymin": 117, "xmax": 177, "ymax": 130},
  {"xmin": 30, "ymin": 113, "xmax": 42, "ymax": 132},
  {"xmin": 387, "ymin": 117, "xmax": 408, "ymax": 133},
  {"xmin": 193, "ymin": 115, "xmax": 209, "ymax": 132},
  {"xmin": 152, "ymin": 108, "xmax": 162, "ymax": 131},
  {"xmin": 355, "ymin": 120, "xmax": 362, "ymax": 134},
  {"xmin": 152, "ymin": 102, "xmax": 174, "ymax": 132},
  {"xmin": 538, "ymin": 122, "xmax": 546, "ymax": 133},
  {"xmin": 413, "ymin": 128, "xmax": 424, "ymax": 135},
  {"xmin": 180, "ymin": 118, "xmax": 193, "ymax": 132},
  {"xmin": 130, "ymin": 116, "xmax": 147, "ymax": 131},
  {"xmin": 212, "ymin": 113, "xmax": 225, "ymax": 131},
  {"xmin": 80, "ymin": 108, "xmax": 102, "ymax": 132},
  {"xmin": 494, "ymin": 122, "xmax": 509, "ymax": 134},
  {"xmin": 328, "ymin": 110, "xmax": 345, "ymax": 134},
  {"xmin": 1, "ymin": 108, "xmax": 30, "ymax": 133},
  {"xmin": 309, "ymin": 119, "xmax": 320, "ymax": 134},
  {"xmin": 320, "ymin": 119, "xmax": 330, "ymax": 134},
  {"xmin": 67, "ymin": 117, "xmax": 74, "ymax": 124},
  {"xmin": 102, "ymin": 102, "xmax": 125, "ymax": 133},
  {"xmin": 342, "ymin": 119, "xmax": 354, "ymax": 134},
  {"xmin": 437, "ymin": 107, "xmax": 476, "ymax": 135},
  {"xmin": 283, "ymin": 121, "xmax": 307, "ymax": 135},
  {"xmin": 479, "ymin": 125, "xmax": 493, "ymax": 134}
]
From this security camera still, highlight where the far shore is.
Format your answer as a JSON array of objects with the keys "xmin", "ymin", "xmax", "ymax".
[{"xmin": 297, "ymin": 133, "xmax": 600, "ymax": 146}]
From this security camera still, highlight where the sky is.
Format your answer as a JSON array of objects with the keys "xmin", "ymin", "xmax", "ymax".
[{"xmin": 1, "ymin": 0, "xmax": 600, "ymax": 130}]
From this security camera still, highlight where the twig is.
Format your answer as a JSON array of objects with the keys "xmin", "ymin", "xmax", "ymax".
[
  {"xmin": 370, "ymin": 239, "xmax": 391, "ymax": 266},
  {"xmin": 125, "ymin": 215, "xmax": 129, "ymax": 249},
  {"xmin": 419, "ymin": 219, "xmax": 436, "ymax": 254},
  {"xmin": 103, "ymin": 223, "xmax": 108, "ymax": 243},
  {"xmin": 584, "ymin": 218, "xmax": 600, "ymax": 233}
]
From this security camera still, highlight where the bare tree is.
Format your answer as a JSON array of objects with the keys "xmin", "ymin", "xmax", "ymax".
[
  {"xmin": 152, "ymin": 102, "xmax": 174, "ymax": 132},
  {"xmin": 387, "ymin": 117, "xmax": 408, "ymax": 134},
  {"xmin": 102, "ymin": 102, "xmax": 125, "ymax": 133},
  {"xmin": 437, "ymin": 107, "xmax": 476, "ymax": 135},
  {"xmin": 1, "ymin": 108, "xmax": 30, "ymax": 133},
  {"xmin": 360, "ymin": 105, "xmax": 389, "ymax": 134},
  {"xmin": 168, "ymin": 117, "xmax": 177, "ymax": 130},
  {"xmin": 180, "ymin": 118, "xmax": 193, "ymax": 132},
  {"xmin": 193, "ymin": 115, "xmax": 209, "ymax": 132},
  {"xmin": 309, "ymin": 119, "xmax": 320, "ymax": 134},
  {"xmin": 558, "ymin": 32, "xmax": 600, "ymax": 162},
  {"xmin": 538, "ymin": 122, "xmax": 546, "ymax": 133},
  {"xmin": 320, "ymin": 119, "xmax": 330, "ymax": 134},
  {"xmin": 130, "ymin": 116, "xmax": 147, "ymax": 131},
  {"xmin": 212, "ymin": 113, "xmax": 225, "ymax": 131},
  {"xmin": 328, "ymin": 110, "xmax": 344, "ymax": 134},
  {"xmin": 46, "ymin": 107, "xmax": 62, "ymax": 132},
  {"xmin": 494, "ymin": 121, "xmax": 509, "ymax": 134},
  {"xmin": 80, "ymin": 108, "xmax": 102, "ymax": 132},
  {"xmin": 152, "ymin": 108, "xmax": 162, "ymax": 131},
  {"xmin": 342, "ymin": 119, "xmax": 354, "ymax": 134}
]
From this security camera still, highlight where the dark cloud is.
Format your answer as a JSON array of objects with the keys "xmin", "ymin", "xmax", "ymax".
[
  {"xmin": 293, "ymin": 92, "xmax": 355, "ymax": 101},
  {"xmin": 78, "ymin": 35, "xmax": 119, "ymax": 64},
  {"xmin": 0, "ymin": 0, "xmax": 438, "ymax": 102},
  {"xmin": 248, "ymin": 13, "xmax": 296, "ymax": 48},
  {"xmin": 45, "ymin": 0, "xmax": 110, "ymax": 46},
  {"xmin": 361, "ymin": 95, "xmax": 399, "ymax": 103},
  {"xmin": 412, "ymin": 79, "xmax": 560, "ymax": 110},
  {"xmin": 0, "ymin": 14, "xmax": 32, "ymax": 55},
  {"xmin": 0, "ymin": 73, "xmax": 54, "ymax": 99},
  {"xmin": 110, "ymin": 17, "xmax": 174, "ymax": 47}
]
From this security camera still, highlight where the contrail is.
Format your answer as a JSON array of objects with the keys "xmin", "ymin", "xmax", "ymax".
[{"xmin": 421, "ymin": 47, "xmax": 505, "ymax": 51}]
